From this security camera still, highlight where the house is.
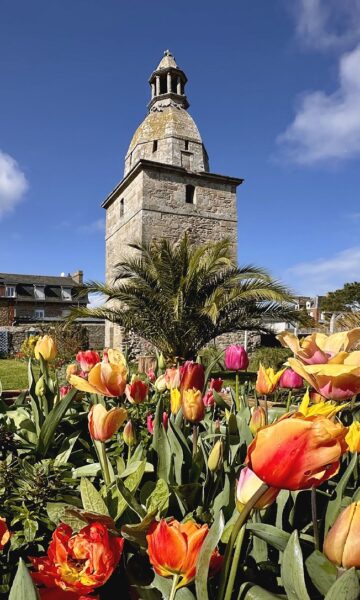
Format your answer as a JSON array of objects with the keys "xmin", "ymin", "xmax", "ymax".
[{"xmin": 0, "ymin": 270, "xmax": 87, "ymax": 326}]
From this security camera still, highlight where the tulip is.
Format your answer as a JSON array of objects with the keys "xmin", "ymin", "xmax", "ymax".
[
  {"xmin": 147, "ymin": 368, "xmax": 156, "ymax": 383},
  {"xmin": 287, "ymin": 355, "xmax": 360, "ymax": 401},
  {"xmin": 279, "ymin": 368, "xmax": 303, "ymax": 389},
  {"xmin": 323, "ymin": 502, "xmax": 360, "ymax": 568},
  {"xmin": 180, "ymin": 361, "xmax": 205, "ymax": 393},
  {"xmin": 125, "ymin": 377, "xmax": 148, "ymax": 404},
  {"xmin": 34, "ymin": 335, "xmax": 57, "ymax": 361},
  {"xmin": 123, "ymin": 420, "xmax": 136, "ymax": 446},
  {"xmin": 60, "ymin": 384, "xmax": 72, "ymax": 398},
  {"xmin": 182, "ymin": 388, "xmax": 205, "ymax": 423},
  {"xmin": 210, "ymin": 377, "xmax": 223, "ymax": 392},
  {"xmin": 277, "ymin": 329, "xmax": 360, "ymax": 365},
  {"xmin": 203, "ymin": 390, "xmax": 215, "ymax": 408},
  {"xmin": 0, "ymin": 518, "xmax": 10, "ymax": 550},
  {"xmin": 158, "ymin": 352, "xmax": 166, "ymax": 370},
  {"xmin": 298, "ymin": 388, "xmax": 349, "ymax": 418},
  {"xmin": 69, "ymin": 355, "xmax": 128, "ymax": 397},
  {"xmin": 236, "ymin": 467, "xmax": 279, "ymax": 511},
  {"xmin": 30, "ymin": 522, "xmax": 124, "ymax": 595},
  {"xmin": 106, "ymin": 348, "xmax": 127, "ymax": 366},
  {"xmin": 76, "ymin": 350, "xmax": 100, "ymax": 373},
  {"xmin": 246, "ymin": 413, "xmax": 348, "ymax": 490},
  {"xmin": 154, "ymin": 374, "xmax": 167, "ymax": 393},
  {"xmin": 146, "ymin": 519, "xmax": 210, "ymax": 588},
  {"xmin": 88, "ymin": 404, "xmax": 127, "ymax": 442},
  {"xmin": 35, "ymin": 376, "xmax": 46, "ymax": 398},
  {"xmin": 208, "ymin": 440, "xmax": 223, "ymax": 472},
  {"xmin": 255, "ymin": 363, "xmax": 285, "ymax": 395},
  {"xmin": 66, "ymin": 362, "xmax": 80, "ymax": 380},
  {"xmin": 165, "ymin": 367, "xmax": 182, "ymax": 390},
  {"xmin": 170, "ymin": 388, "xmax": 182, "ymax": 415},
  {"xmin": 345, "ymin": 421, "xmax": 360, "ymax": 452},
  {"xmin": 224, "ymin": 345, "xmax": 249, "ymax": 371},
  {"xmin": 249, "ymin": 406, "xmax": 266, "ymax": 435},
  {"xmin": 147, "ymin": 412, "xmax": 169, "ymax": 434}
]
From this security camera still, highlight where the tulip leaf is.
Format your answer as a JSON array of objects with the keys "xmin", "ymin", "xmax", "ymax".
[
  {"xmin": 250, "ymin": 512, "xmax": 268, "ymax": 563},
  {"xmin": 247, "ymin": 522, "xmax": 290, "ymax": 552},
  {"xmin": 47, "ymin": 502, "xmax": 86, "ymax": 531},
  {"xmin": 121, "ymin": 510, "xmax": 157, "ymax": 547},
  {"xmin": 116, "ymin": 477, "xmax": 147, "ymax": 518},
  {"xmin": 195, "ymin": 510, "xmax": 224, "ymax": 600},
  {"xmin": 72, "ymin": 463, "xmax": 102, "ymax": 478},
  {"xmin": 36, "ymin": 387, "xmax": 77, "ymax": 456},
  {"xmin": 114, "ymin": 459, "xmax": 147, "ymax": 520},
  {"xmin": 146, "ymin": 478, "xmax": 169, "ymax": 516},
  {"xmin": 305, "ymin": 550, "xmax": 337, "ymax": 596},
  {"xmin": 281, "ymin": 531, "xmax": 310, "ymax": 600},
  {"xmin": 237, "ymin": 583, "xmax": 284, "ymax": 599},
  {"xmin": 152, "ymin": 398, "xmax": 172, "ymax": 483},
  {"xmin": 324, "ymin": 567, "xmax": 360, "ymax": 600},
  {"xmin": 152, "ymin": 573, "xmax": 196, "ymax": 599},
  {"xmin": 80, "ymin": 477, "xmax": 110, "ymax": 516},
  {"xmin": 9, "ymin": 558, "xmax": 38, "ymax": 600},
  {"xmin": 167, "ymin": 420, "xmax": 184, "ymax": 484},
  {"xmin": 325, "ymin": 452, "xmax": 358, "ymax": 534},
  {"xmin": 54, "ymin": 430, "xmax": 80, "ymax": 466}
]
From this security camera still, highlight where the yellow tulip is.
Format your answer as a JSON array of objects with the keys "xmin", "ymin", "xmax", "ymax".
[
  {"xmin": 255, "ymin": 363, "xmax": 285, "ymax": 395},
  {"xmin": 182, "ymin": 388, "xmax": 204, "ymax": 423},
  {"xmin": 345, "ymin": 422, "xmax": 360, "ymax": 453},
  {"xmin": 298, "ymin": 388, "xmax": 349, "ymax": 418},
  {"xmin": 170, "ymin": 388, "xmax": 182, "ymax": 415},
  {"xmin": 34, "ymin": 335, "xmax": 57, "ymax": 361}
]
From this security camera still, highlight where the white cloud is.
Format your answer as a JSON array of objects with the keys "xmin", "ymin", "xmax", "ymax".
[
  {"xmin": 277, "ymin": 44, "xmax": 360, "ymax": 164},
  {"xmin": 77, "ymin": 218, "xmax": 105, "ymax": 234},
  {"xmin": 0, "ymin": 150, "xmax": 28, "ymax": 218},
  {"xmin": 294, "ymin": 0, "xmax": 360, "ymax": 50},
  {"xmin": 286, "ymin": 246, "xmax": 360, "ymax": 295}
]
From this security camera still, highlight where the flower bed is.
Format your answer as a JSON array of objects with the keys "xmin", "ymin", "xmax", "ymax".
[{"xmin": 1, "ymin": 333, "xmax": 360, "ymax": 599}]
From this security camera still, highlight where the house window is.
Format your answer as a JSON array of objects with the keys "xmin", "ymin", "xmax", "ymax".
[
  {"xmin": 185, "ymin": 184, "xmax": 195, "ymax": 204},
  {"xmin": 34, "ymin": 309, "xmax": 45, "ymax": 319},
  {"xmin": 120, "ymin": 198, "xmax": 124, "ymax": 218},
  {"xmin": 185, "ymin": 140, "xmax": 189, "ymax": 150},
  {"xmin": 62, "ymin": 287, "xmax": 72, "ymax": 301},
  {"xmin": 152, "ymin": 140, "xmax": 158, "ymax": 152},
  {"xmin": 34, "ymin": 285, "xmax": 45, "ymax": 300},
  {"xmin": 5, "ymin": 286, "xmax": 16, "ymax": 297}
]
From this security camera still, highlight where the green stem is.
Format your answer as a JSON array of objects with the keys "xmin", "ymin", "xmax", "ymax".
[
  {"xmin": 216, "ymin": 482, "xmax": 269, "ymax": 600},
  {"xmin": 286, "ymin": 390, "xmax": 292, "ymax": 413},
  {"xmin": 169, "ymin": 574, "xmax": 180, "ymax": 600},
  {"xmin": 223, "ymin": 525, "xmax": 246, "ymax": 600},
  {"xmin": 263, "ymin": 395, "xmax": 268, "ymax": 425},
  {"xmin": 192, "ymin": 425, "xmax": 199, "ymax": 458},
  {"xmin": 100, "ymin": 442, "xmax": 111, "ymax": 486},
  {"xmin": 127, "ymin": 444, "xmax": 132, "ymax": 464},
  {"xmin": 235, "ymin": 371, "xmax": 240, "ymax": 412},
  {"xmin": 311, "ymin": 486, "xmax": 320, "ymax": 551}
]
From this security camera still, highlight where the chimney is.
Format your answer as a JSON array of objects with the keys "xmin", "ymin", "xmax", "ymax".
[{"xmin": 72, "ymin": 270, "xmax": 83, "ymax": 285}]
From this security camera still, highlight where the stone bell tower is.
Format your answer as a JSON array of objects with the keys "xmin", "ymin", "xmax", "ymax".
[{"xmin": 103, "ymin": 50, "xmax": 243, "ymax": 347}]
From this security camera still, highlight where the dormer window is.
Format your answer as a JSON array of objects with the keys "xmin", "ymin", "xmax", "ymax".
[
  {"xmin": 5, "ymin": 286, "xmax": 16, "ymax": 298},
  {"xmin": 62, "ymin": 287, "xmax": 72, "ymax": 301},
  {"xmin": 34, "ymin": 285, "xmax": 45, "ymax": 300}
]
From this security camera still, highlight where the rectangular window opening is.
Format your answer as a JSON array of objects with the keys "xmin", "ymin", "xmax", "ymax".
[
  {"xmin": 152, "ymin": 140, "xmax": 158, "ymax": 152},
  {"xmin": 5, "ymin": 286, "xmax": 16, "ymax": 298},
  {"xmin": 120, "ymin": 198, "xmax": 124, "ymax": 218}
]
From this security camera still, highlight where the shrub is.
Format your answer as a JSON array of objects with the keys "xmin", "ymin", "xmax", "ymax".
[
  {"xmin": 248, "ymin": 346, "xmax": 292, "ymax": 371},
  {"xmin": 20, "ymin": 335, "xmax": 40, "ymax": 359}
]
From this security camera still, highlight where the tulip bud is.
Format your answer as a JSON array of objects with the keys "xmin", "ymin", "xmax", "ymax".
[
  {"xmin": 154, "ymin": 374, "xmax": 167, "ymax": 393},
  {"xmin": 158, "ymin": 353, "xmax": 166, "ymax": 370},
  {"xmin": 147, "ymin": 368, "xmax": 156, "ymax": 383},
  {"xmin": 208, "ymin": 440, "xmax": 223, "ymax": 472},
  {"xmin": 60, "ymin": 384, "xmax": 72, "ymax": 398},
  {"xmin": 170, "ymin": 388, "xmax": 182, "ymax": 415},
  {"xmin": 34, "ymin": 335, "xmax": 57, "ymax": 361},
  {"xmin": 279, "ymin": 369, "xmax": 303, "ymax": 389},
  {"xmin": 182, "ymin": 388, "xmax": 205, "ymax": 423},
  {"xmin": 249, "ymin": 406, "xmax": 266, "ymax": 435},
  {"xmin": 203, "ymin": 390, "xmax": 215, "ymax": 408},
  {"xmin": 324, "ymin": 502, "xmax": 360, "ymax": 568},
  {"xmin": 210, "ymin": 378, "xmax": 223, "ymax": 392},
  {"xmin": 165, "ymin": 367, "xmax": 181, "ymax": 390},
  {"xmin": 147, "ymin": 414, "xmax": 155, "ymax": 434},
  {"xmin": 123, "ymin": 420, "xmax": 136, "ymax": 446},
  {"xmin": 236, "ymin": 467, "xmax": 279, "ymax": 512},
  {"xmin": 180, "ymin": 362, "xmax": 205, "ymax": 393},
  {"xmin": 224, "ymin": 345, "xmax": 249, "ymax": 371},
  {"xmin": 35, "ymin": 375, "xmax": 46, "ymax": 398}
]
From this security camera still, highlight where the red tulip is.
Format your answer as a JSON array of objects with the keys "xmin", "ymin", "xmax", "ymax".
[
  {"xmin": 279, "ymin": 368, "xmax": 303, "ymax": 389},
  {"xmin": 31, "ymin": 522, "xmax": 123, "ymax": 596},
  {"xmin": 0, "ymin": 518, "xmax": 10, "ymax": 550},
  {"xmin": 210, "ymin": 377, "xmax": 223, "ymax": 392},
  {"xmin": 76, "ymin": 350, "xmax": 101, "ymax": 373},
  {"xmin": 60, "ymin": 385, "xmax": 72, "ymax": 398},
  {"xmin": 224, "ymin": 345, "xmax": 249, "ymax": 371},
  {"xmin": 125, "ymin": 377, "xmax": 148, "ymax": 404},
  {"xmin": 180, "ymin": 362, "xmax": 205, "ymax": 392}
]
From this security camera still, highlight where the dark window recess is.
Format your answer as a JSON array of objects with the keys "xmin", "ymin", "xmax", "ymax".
[
  {"xmin": 152, "ymin": 140, "xmax": 158, "ymax": 152},
  {"xmin": 160, "ymin": 76, "xmax": 167, "ymax": 94},
  {"xmin": 185, "ymin": 185, "xmax": 195, "ymax": 204},
  {"xmin": 171, "ymin": 77, "xmax": 177, "ymax": 93},
  {"xmin": 120, "ymin": 198, "xmax": 124, "ymax": 217},
  {"xmin": 185, "ymin": 140, "xmax": 189, "ymax": 150}
]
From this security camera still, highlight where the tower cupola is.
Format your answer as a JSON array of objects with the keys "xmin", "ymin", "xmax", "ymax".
[{"xmin": 148, "ymin": 49, "xmax": 189, "ymax": 110}]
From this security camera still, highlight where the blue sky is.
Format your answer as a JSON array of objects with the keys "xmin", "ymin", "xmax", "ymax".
[{"xmin": 1, "ymin": 0, "xmax": 360, "ymax": 297}]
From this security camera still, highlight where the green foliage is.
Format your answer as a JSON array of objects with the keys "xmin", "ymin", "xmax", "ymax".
[
  {"xmin": 20, "ymin": 336, "xmax": 40, "ymax": 360},
  {"xmin": 248, "ymin": 346, "xmax": 292, "ymax": 371},
  {"xmin": 70, "ymin": 235, "xmax": 301, "ymax": 359},
  {"xmin": 321, "ymin": 281, "xmax": 360, "ymax": 312}
]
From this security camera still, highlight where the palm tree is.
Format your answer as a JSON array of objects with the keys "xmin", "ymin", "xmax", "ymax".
[{"xmin": 72, "ymin": 236, "xmax": 304, "ymax": 359}]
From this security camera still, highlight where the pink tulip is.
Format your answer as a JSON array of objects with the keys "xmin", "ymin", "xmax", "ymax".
[
  {"xmin": 279, "ymin": 368, "xmax": 303, "ymax": 389},
  {"xmin": 203, "ymin": 391, "xmax": 215, "ymax": 408},
  {"xmin": 60, "ymin": 384, "xmax": 72, "ymax": 398},
  {"xmin": 76, "ymin": 350, "xmax": 101, "ymax": 373},
  {"xmin": 147, "ymin": 412, "xmax": 168, "ymax": 435},
  {"xmin": 147, "ymin": 368, "xmax": 156, "ymax": 383},
  {"xmin": 224, "ymin": 345, "xmax": 249, "ymax": 371}
]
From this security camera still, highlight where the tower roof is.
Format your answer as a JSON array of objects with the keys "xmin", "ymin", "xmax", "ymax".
[{"xmin": 156, "ymin": 49, "xmax": 178, "ymax": 70}]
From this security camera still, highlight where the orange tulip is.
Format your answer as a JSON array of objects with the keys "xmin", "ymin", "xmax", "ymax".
[
  {"xmin": 146, "ymin": 519, "xmax": 209, "ymax": 588},
  {"xmin": 324, "ymin": 502, "xmax": 360, "ymax": 568},
  {"xmin": 88, "ymin": 404, "xmax": 127, "ymax": 442},
  {"xmin": 246, "ymin": 413, "xmax": 348, "ymax": 490},
  {"xmin": 0, "ymin": 518, "xmax": 10, "ymax": 550},
  {"xmin": 236, "ymin": 467, "xmax": 279, "ymax": 511},
  {"xmin": 69, "ymin": 354, "xmax": 128, "ymax": 397},
  {"xmin": 255, "ymin": 364, "xmax": 285, "ymax": 395},
  {"xmin": 182, "ymin": 388, "xmax": 205, "ymax": 423},
  {"xmin": 34, "ymin": 335, "xmax": 57, "ymax": 361}
]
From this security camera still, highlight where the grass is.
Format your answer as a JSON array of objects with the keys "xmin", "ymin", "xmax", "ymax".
[{"xmin": 0, "ymin": 359, "xmax": 37, "ymax": 390}]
